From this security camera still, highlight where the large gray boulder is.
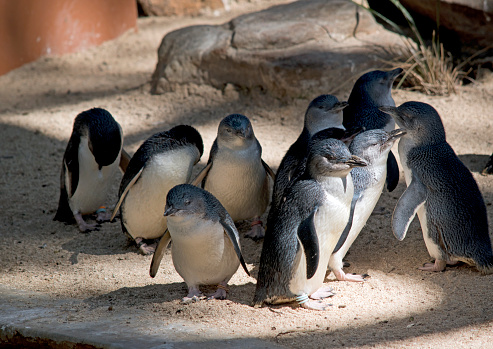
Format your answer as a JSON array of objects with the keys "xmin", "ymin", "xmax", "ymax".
[{"xmin": 151, "ymin": 0, "xmax": 405, "ymax": 99}]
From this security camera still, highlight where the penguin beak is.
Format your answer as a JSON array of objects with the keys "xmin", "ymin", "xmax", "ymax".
[
  {"xmin": 346, "ymin": 155, "xmax": 367, "ymax": 168},
  {"xmin": 164, "ymin": 205, "xmax": 179, "ymax": 217},
  {"xmin": 388, "ymin": 67, "xmax": 404, "ymax": 81},
  {"xmin": 341, "ymin": 127, "xmax": 363, "ymax": 144},
  {"xmin": 385, "ymin": 129, "xmax": 407, "ymax": 145},
  {"xmin": 331, "ymin": 101, "xmax": 349, "ymax": 112}
]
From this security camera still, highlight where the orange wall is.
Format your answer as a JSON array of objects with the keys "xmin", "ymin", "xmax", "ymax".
[{"xmin": 0, "ymin": 0, "xmax": 137, "ymax": 76}]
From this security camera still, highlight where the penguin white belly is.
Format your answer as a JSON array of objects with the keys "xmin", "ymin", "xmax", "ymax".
[
  {"xmin": 122, "ymin": 150, "xmax": 195, "ymax": 240},
  {"xmin": 69, "ymin": 136, "xmax": 120, "ymax": 215},
  {"xmin": 329, "ymin": 175, "xmax": 386, "ymax": 271},
  {"xmin": 169, "ymin": 216, "xmax": 240, "ymax": 287},
  {"xmin": 205, "ymin": 152, "xmax": 268, "ymax": 221},
  {"xmin": 290, "ymin": 189, "xmax": 352, "ymax": 296}
]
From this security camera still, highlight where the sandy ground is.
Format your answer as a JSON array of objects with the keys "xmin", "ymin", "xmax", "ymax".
[{"xmin": 1, "ymin": 2, "xmax": 493, "ymax": 348}]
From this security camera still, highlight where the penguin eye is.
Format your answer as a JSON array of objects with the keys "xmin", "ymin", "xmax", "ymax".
[
  {"xmin": 226, "ymin": 128, "xmax": 232, "ymax": 133},
  {"xmin": 184, "ymin": 199, "xmax": 191, "ymax": 206}
]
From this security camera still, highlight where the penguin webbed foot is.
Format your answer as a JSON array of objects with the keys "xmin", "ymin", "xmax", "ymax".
[
  {"xmin": 95, "ymin": 206, "xmax": 112, "ymax": 223},
  {"xmin": 244, "ymin": 219, "xmax": 265, "ymax": 241},
  {"xmin": 135, "ymin": 237, "xmax": 158, "ymax": 255},
  {"xmin": 333, "ymin": 268, "xmax": 368, "ymax": 282},
  {"xmin": 301, "ymin": 299, "xmax": 332, "ymax": 311},
  {"xmin": 74, "ymin": 213, "xmax": 101, "ymax": 233},
  {"xmin": 309, "ymin": 285, "xmax": 335, "ymax": 300},
  {"xmin": 419, "ymin": 259, "xmax": 447, "ymax": 272},
  {"xmin": 182, "ymin": 286, "xmax": 206, "ymax": 304}
]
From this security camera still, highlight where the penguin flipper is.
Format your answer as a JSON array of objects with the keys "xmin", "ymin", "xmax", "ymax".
[
  {"xmin": 219, "ymin": 218, "xmax": 250, "ymax": 276},
  {"xmin": 149, "ymin": 229, "xmax": 172, "ymax": 278},
  {"xmin": 111, "ymin": 167, "xmax": 144, "ymax": 221},
  {"xmin": 386, "ymin": 151, "xmax": 399, "ymax": 192},
  {"xmin": 190, "ymin": 162, "xmax": 212, "ymax": 187},
  {"xmin": 262, "ymin": 159, "xmax": 276, "ymax": 181},
  {"xmin": 54, "ymin": 163, "xmax": 74, "ymax": 222},
  {"xmin": 297, "ymin": 208, "xmax": 320, "ymax": 280},
  {"xmin": 333, "ymin": 193, "xmax": 361, "ymax": 253},
  {"xmin": 392, "ymin": 172, "xmax": 427, "ymax": 241}
]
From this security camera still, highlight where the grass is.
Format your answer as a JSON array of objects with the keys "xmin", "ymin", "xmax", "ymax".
[{"xmin": 353, "ymin": 0, "xmax": 487, "ymax": 95}]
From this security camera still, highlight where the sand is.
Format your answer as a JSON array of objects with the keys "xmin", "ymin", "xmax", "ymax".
[{"xmin": 1, "ymin": 2, "xmax": 493, "ymax": 348}]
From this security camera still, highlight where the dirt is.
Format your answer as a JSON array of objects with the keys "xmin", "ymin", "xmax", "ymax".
[{"xmin": 1, "ymin": 1, "xmax": 493, "ymax": 348}]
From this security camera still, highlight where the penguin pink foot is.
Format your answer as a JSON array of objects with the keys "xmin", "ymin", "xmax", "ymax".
[
  {"xmin": 135, "ymin": 237, "xmax": 157, "ymax": 255},
  {"xmin": 74, "ymin": 213, "xmax": 100, "ymax": 233},
  {"xmin": 333, "ymin": 269, "xmax": 367, "ymax": 282},
  {"xmin": 207, "ymin": 282, "xmax": 229, "ymax": 300},
  {"xmin": 309, "ymin": 285, "xmax": 335, "ymax": 300},
  {"xmin": 182, "ymin": 286, "xmax": 205, "ymax": 304},
  {"xmin": 419, "ymin": 259, "xmax": 447, "ymax": 272},
  {"xmin": 244, "ymin": 219, "xmax": 265, "ymax": 240},
  {"xmin": 297, "ymin": 294, "xmax": 331, "ymax": 311}
]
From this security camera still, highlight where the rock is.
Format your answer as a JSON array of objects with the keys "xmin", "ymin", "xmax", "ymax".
[
  {"xmin": 138, "ymin": 0, "xmax": 224, "ymax": 16},
  {"xmin": 150, "ymin": 0, "xmax": 405, "ymax": 99}
]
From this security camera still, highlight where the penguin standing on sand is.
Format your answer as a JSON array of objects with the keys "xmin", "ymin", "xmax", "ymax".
[
  {"xmin": 191, "ymin": 114, "xmax": 275, "ymax": 240},
  {"xmin": 150, "ymin": 184, "xmax": 250, "ymax": 303},
  {"xmin": 253, "ymin": 139, "xmax": 367, "ymax": 310},
  {"xmin": 54, "ymin": 108, "xmax": 123, "ymax": 232},
  {"xmin": 111, "ymin": 125, "xmax": 203, "ymax": 255},
  {"xmin": 380, "ymin": 102, "xmax": 493, "ymax": 274},
  {"xmin": 343, "ymin": 68, "xmax": 403, "ymax": 192},
  {"xmin": 270, "ymin": 94, "xmax": 348, "ymax": 213},
  {"xmin": 329, "ymin": 129, "xmax": 406, "ymax": 282}
]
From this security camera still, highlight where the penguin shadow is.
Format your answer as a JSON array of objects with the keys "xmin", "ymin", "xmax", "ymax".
[
  {"xmin": 458, "ymin": 154, "xmax": 491, "ymax": 173},
  {"xmin": 83, "ymin": 281, "xmax": 258, "ymax": 310}
]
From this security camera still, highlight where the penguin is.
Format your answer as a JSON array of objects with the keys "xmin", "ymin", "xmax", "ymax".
[
  {"xmin": 482, "ymin": 153, "xmax": 493, "ymax": 175},
  {"xmin": 329, "ymin": 128, "xmax": 406, "ymax": 282},
  {"xmin": 191, "ymin": 114, "xmax": 275, "ymax": 240},
  {"xmin": 150, "ymin": 184, "xmax": 250, "ymax": 303},
  {"xmin": 253, "ymin": 138, "xmax": 367, "ymax": 310},
  {"xmin": 343, "ymin": 68, "xmax": 403, "ymax": 192},
  {"xmin": 54, "ymin": 108, "xmax": 123, "ymax": 232},
  {"xmin": 380, "ymin": 102, "xmax": 493, "ymax": 274},
  {"xmin": 111, "ymin": 125, "xmax": 204, "ymax": 255},
  {"xmin": 270, "ymin": 94, "xmax": 348, "ymax": 214}
]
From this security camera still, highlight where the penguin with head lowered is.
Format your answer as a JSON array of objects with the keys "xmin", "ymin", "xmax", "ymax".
[
  {"xmin": 150, "ymin": 184, "xmax": 250, "ymax": 303},
  {"xmin": 329, "ymin": 128, "xmax": 406, "ymax": 282},
  {"xmin": 253, "ymin": 138, "xmax": 367, "ymax": 310},
  {"xmin": 54, "ymin": 108, "xmax": 123, "ymax": 232},
  {"xmin": 111, "ymin": 125, "xmax": 203, "ymax": 255},
  {"xmin": 343, "ymin": 68, "xmax": 403, "ymax": 192},
  {"xmin": 191, "ymin": 114, "xmax": 275, "ymax": 240},
  {"xmin": 381, "ymin": 102, "xmax": 493, "ymax": 274},
  {"xmin": 270, "ymin": 94, "xmax": 348, "ymax": 214}
]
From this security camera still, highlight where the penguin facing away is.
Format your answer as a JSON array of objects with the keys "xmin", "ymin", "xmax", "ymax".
[
  {"xmin": 111, "ymin": 125, "xmax": 204, "ymax": 255},
  {"xmin": 380, "ymin": 102, "xmax": 493, "ymax": 274},
  {"xmin": 54, "ymin": 108, "xmax": 123, "ymax": 232},
  {"xmin": 270, "ymin": 94, "xmax": 348, "ymax": 214},
  {"xmin": 150, "ymin": 184, "xmax": 250, "ymax": 303},
  {"xmin": 343, "ymin": 68, "xmax": 403, "ymax": 192},
  {"xmin": 253, "ymin": 138, "xmax": 367, "ymax": 310},
  {"xmin": 191, "ymin": 114, "xmax": 275, "ymax": 240},
  {"xmin": 329, "ymin": 128, "xmax": 406, "ymax": 282}
]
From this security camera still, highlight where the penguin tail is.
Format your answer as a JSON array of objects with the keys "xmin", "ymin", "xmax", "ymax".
[
  {"xmin": 476, "ymin": 261, "xmax": 493, "ymax": 275},
  {"xmin": 53, "ymin": 189, "xmax": 75, "ymax": 223}
]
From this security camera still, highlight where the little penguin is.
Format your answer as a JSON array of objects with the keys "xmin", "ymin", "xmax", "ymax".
[
  {"xmin": 343, "ymin": 68, "xmax": 403, "ymax": 192},
  {"xmin": 149, "ymin": 184, "xmax": 250, "ymax": 303},
  {"xmin": 270, "ymin": 94, "xmax": 348, "ymax": 214},
  {"xmin": 54, "ymin": 108, "xmax": 123, "ymax": 232},
  {"xmin": 253, "ymin": 138, "xmax": 367, "ymax": 310},
  {"xmin": 191, "ymin": 114, "xmax": 275, "ymax": 240},
  {"xmin": 111, "ymin": 125, "xmax": 204, "ymax": 255},
  {"xmin": 329, "ymin": 128, "xmax": 406, "ymax": 282},
  {"xmin": 380, "ymin": 102, "xmax": 493, "ymax": 274}
]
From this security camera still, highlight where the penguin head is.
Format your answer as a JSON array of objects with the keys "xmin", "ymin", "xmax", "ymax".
[
  {"xmin": 305, "ymin": 95, "xmax": 347, "ymax": 135},
  {"xmin": 307, "ymin": 138, "xmax": 367, "ymax": 179},
  {"xmin": 379, "ymin": 102, "xmax": 446, "ymax": 146},
  {"xmin": 163, "ymin": 184, "xmax": 207, "ymax": 219},
  {"xmin": 348, "ymin": 68, "xmax": 403, "ymax": 107},
  {"xmin": 349, "ymin": 129, "xmax": 406, "ymax": 164},
  {"xmin": 168, "ymin": 125, "xmax": 204, "ymax": 163},
  {"xmin": 77, "ymin": 108, "xmax": 122, "ymax": 169},
  {"xmin": 217, "ymin": 114, "xmax": 255, "ymax": 149}
]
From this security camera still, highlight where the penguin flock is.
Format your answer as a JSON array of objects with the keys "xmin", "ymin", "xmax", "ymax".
[{"xmin": 54, "ymin": 68, "xmax": 493, "ymax": 310}]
